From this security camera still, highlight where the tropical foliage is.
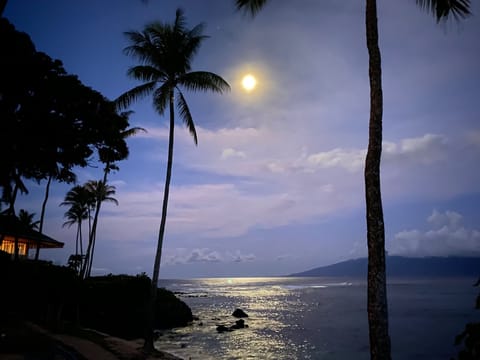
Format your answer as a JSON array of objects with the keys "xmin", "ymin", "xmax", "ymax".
[
  {"xmin": 61, "ymin": 182, "xmax": 118, "ymax": 278},
  {"xmin": 117, "ymin": 8, "xmax": 230, "ymax": 351},
  {"xmin": 0, "ymin": 18, "xmax": 130, "ymax": 223}
]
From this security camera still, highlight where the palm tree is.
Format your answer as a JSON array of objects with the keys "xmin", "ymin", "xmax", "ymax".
[
  {"xmin": 62, "ymin": 203, "xmax": 89, "ymax": 258},
  {"xmin": 99, "ymin": 117, "xmax": 146, "ymax": 187},
  {"xmin": 17, "ymin": 209, "xmax": 40, "ymax": 230},
  {"xmin": 235, "ymin": 1, "xmax": 471, "ymax": 359},
  {"xmin": 81, "ymin": 180, "xmax": 118, "ymax": 279},
  {"xmin": 116, "ymin": 8, "xmax": 230, "ymax": 351},
  {"xmin": 16, "ymin": 209, "xmax": 39, "ymax": 260},
  {"xmin": 61, "ymin": 184, "xmax": 95, "ymax": 273}
]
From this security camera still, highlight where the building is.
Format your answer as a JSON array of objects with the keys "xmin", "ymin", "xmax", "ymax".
[{"xmin": 0, "ymin": 215, "xmax": 64, "ymax": 258}]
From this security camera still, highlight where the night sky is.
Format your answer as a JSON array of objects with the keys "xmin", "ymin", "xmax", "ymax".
[{"xmin": 5, "ymin": 0, "xmax": 480, "ymax": 278}]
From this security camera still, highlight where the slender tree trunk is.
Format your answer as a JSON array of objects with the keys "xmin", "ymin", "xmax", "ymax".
[
  {"xmin": 81, "ymin": 216, "xmax": 95, "ymax": 279},
  {"xmin": 75, "ymin": 223, "xmax": 80, "ymax": 256},
  {"xmin": 365, "ymin": 1, "xmax": 391, "ymax": 359},
  {"xmin": 79, "ymin": 220, "xmax": 83, "ymax": 256},
  {"xmin": 85, "ymin": 164, "xmax": 110, "ymax": 277},
  {"xmin": 81, "ymin": 209, "xmax": 93, "ymax": 278},
  {"xmin": 36, "ymin": 174, "xmax": 52, "ymax": 260},
  {"xmin": 8, "ymin": 182, "xmax": 19, "ymax": 216},
  {"xmin": 86, "ymin": 223, "xmax": 97, "ymax": 277},
  {"xmin": 144, "ymin": 90, "xmax": 175, "ymax": 352},
  {"xmin": 14, "ymin": 235, "xmax": 19, "ymax": 261}
]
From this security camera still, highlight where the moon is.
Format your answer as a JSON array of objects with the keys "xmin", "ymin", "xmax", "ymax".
[{"xmin": 241, "ymin": 74, "xmax": 257, "ymax": 92}]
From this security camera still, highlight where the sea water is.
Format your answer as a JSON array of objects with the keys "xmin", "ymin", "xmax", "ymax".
[{"xmin": 155, "ymin": 277, "xmax": 479, "ymax": 359}]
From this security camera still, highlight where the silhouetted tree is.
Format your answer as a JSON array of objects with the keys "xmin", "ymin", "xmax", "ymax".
[
  {"xmin": 117, "ymin": 8, "xmax": 230, "ymax": 352},
  {"xmin": 0, "ymin": 19, "xmax": 130, "ymax": 225},
  {"xmin": 61, "ymin": 185, "xmax": 94, "ymax": 268},
  {"xmin": 235, "ymin": 1, "xmax": 471, "ymax": 359},
  {"xmin": 81, "ymin": 180, "xmax": 118, "ymax": 279}
]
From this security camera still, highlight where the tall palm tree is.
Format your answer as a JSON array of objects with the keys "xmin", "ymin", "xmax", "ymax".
[
  {"xmin": 235, "ymin": 1, "xmax": 471, "ymax": 359},
  {"xmin": 116, "ymin": 8, "xmax": 230, "ymax": 351},
  {"xmin": 61, "ymin": 185, "xmax": 95, "ymax": 270},
  {"xmin": 81, "ymin": 180, "xmax": 118, "ymax": 279},
  {"xmin": 62, "ymin": 203, "xmax": 89, "ymax": 257}
]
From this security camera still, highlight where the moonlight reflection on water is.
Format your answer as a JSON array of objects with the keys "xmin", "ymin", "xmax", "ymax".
[{"xmin": 155, "ymin": 277, "xmax": 478, "ymax": 359}]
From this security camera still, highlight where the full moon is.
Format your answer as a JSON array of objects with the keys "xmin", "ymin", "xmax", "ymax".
[{"xmin": 241, "ymin": 74, "xmax": 257, "ymax": 92}]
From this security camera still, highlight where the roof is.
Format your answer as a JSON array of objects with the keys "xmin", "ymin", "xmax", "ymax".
[{"xmin": 0, "ymin": 215, "xmax": 64, "ymax": 249}]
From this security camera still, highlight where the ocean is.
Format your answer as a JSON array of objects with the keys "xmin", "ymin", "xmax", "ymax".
[{"xmin": 155, "ymin": 277, "xmax": 479, "ymax": 359}]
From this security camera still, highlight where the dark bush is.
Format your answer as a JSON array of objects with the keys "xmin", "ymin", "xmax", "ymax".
[{"xmin": 0, "ymin": 256, "xmax": 192, "ymax": 340}]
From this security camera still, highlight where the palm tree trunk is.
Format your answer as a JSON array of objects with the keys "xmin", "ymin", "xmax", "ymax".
[
  {"xmin": 8, "ymin": 182, "xmax": 19, "ymax": 216},
  {"xmin": 75, "ymin": 222, "xmax": 80, "ymax": 256},
  {"xmin": 79, "ymin": 220, "xmax": 83, "ymax": 256},
  {"xmin": 144, "ymin": 91, "xmax": 176, "ymax": 352},
  {"xmin": 36, "ymin": 174, "xmax": 52, "ymax": 260},
  {"xmin": 85, "ymin": 163, "xmax": 110, "ymax": 277},
  {"xmin": 81, "ymin": 220, "xmax": 94, "ymax": 279},
  {"xmin": 14, "ymin": 235, "xmax": 19, "ymax": 261},
  {"xmin": 365, "ymin": 0, "xmax": 391, "ymax": 359},
  {"xmin": 83, "ymin": 206, "xmax": 100, "ymax": 279},
  {"xmin": 86, "ymin": 221, "xmax": 97, "ymax": 277}
]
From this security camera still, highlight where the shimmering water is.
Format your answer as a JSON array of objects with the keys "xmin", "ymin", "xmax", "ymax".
[{"xmin": 155, "ymin": 277, "xmax": 479, "ymax": 359}]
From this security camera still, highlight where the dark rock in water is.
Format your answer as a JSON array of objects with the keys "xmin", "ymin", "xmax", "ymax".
[
  {"xmin": 216, "ymin": 325, "xmax": 232, "ymax": 333},
  {"xmin": 232, "ymin": 308, "xmax": 248, "ymax": 318},
  {"xmin": 155, "ymin": 287, "xmax": 194, "ymax": 329},
  {"xmin": 231, "ymin": 319, "xmax": 245, "ymax": 329}
]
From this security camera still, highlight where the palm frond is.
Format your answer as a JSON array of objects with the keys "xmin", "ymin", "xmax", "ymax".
[
  {"xmin": 182, "ymin": 28, "xmax": 208, "ymax": 68},
  {"xmin": 122, "ymin": 126, "xmax": 147, "ymax": 138},
  {"xmin": 127, "ymin": 65, "xmax": 164, "ymax": 82},
  {"xmin": 176, "ymin": 89, "xmax": 198, "ymax": 145},
  {"xmin": 153, "ymin": 82, "xmax": 171, "ymax": 116},
  {"xmin": 179, "ymin": 71, "xmax": 230, "ymax": 94},
  {"xmin": 235, "ymin": 0, "xmax": 269, "ymax": 16},
  {"xmin": 115, "ymin": 81, "xmax": 157, "ymax": 110},
  {"xmin": 123, "ymin": 30, "xmax": 159, "ymax": 65},
  {"xmin": 173, "ymin": 8, "xmax": 187, "ymax": 33},
  {"xmin": 416, "ymin": 0, "xmax": 471, "ymax": 21},
  {"xmin": 62, "ymin": 219, "xmax": 76, "ymax": 228}
]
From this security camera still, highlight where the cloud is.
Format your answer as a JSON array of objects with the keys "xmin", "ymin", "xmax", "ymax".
[
  {"xmin": 307, "ymin": 148, "xmax": 365, "ymax": 172},
  {"xmin": 96, "ymin": 127, "xmax": 480, "ymax": 242},
  {"xmin": 389, "ymin": 210, "xmax": 480, "ymax": 257},
  {"xmin": 221, "ymin": 148, "xmax": 246, "ymax": 159},
  {"xmin": 229, "ymin": 250, "xmax": 256, "ymax": 263},
  {"xmin": 165, "ymin": 248, "xmax": 255, "ymax": 265},
  {"xmin": 383, "ymin": 134, "xmax": 448, "ymax": 165}
]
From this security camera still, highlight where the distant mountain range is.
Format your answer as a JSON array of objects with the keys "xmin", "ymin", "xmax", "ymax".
[{"xmin": 290, "ymin": 256, "xmax": 480, "ymax": 278}]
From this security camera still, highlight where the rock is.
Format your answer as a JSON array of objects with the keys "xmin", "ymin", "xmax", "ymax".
[
  {"xmin": 216, "ymin": 325, "xmax": 232, "ymax": 333},
  {"xmin": 232, "ymin": 308, "xmax": 248, "ymax": 318},
  {"xmin": 230, "ymin": 319, "xmax": 245, "ymax": 329}
]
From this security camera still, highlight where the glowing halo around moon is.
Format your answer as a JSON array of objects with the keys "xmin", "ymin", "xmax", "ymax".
[{"xmin": 241, "ymin": 74, "xmax": 257, "ymax": 92}]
